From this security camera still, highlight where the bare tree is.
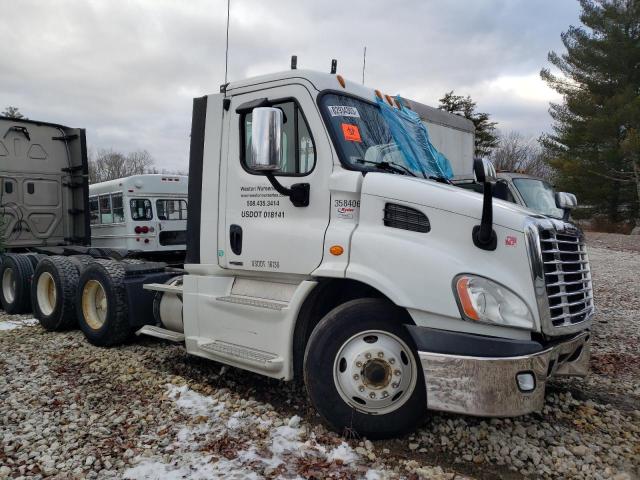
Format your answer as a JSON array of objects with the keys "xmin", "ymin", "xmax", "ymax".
[
  {"xmin": 88, "ymin": 149, "xmax": 156, "ymax": 183},
  {"xmin": 2, "ymin": 106, "xmax": 26, "ymax": 119},
  {"xmin": 491, "ymin": 131, "xmax": 553, "ymax": 180}
]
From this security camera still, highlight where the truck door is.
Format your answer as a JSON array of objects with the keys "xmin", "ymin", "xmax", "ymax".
[{"xmin": 220, "ymin": 84, "xmax": 331, "ymax": 274}]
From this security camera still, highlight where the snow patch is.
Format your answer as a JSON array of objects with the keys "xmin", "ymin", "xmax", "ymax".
[
  {"xmin": 328, "ymin": 442, "xmax": 359, "ymax": 465},
  {"xmin": 0, "ymin": 318, "xmax": 38, "ymax": 331},
  {"xmin": 166, "ymin": 384, "xmax": 223, "ymax": 418}
]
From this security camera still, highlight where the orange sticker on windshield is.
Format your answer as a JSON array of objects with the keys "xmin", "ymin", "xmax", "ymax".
[{"xmin": 341, "ymin": 123, "xmax": 362, "ymax": 142}]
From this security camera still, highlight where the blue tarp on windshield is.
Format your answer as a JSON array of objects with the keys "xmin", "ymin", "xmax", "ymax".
[{"xmin": 376, "ymin": 96, "xmax": 453, "ymax": 179}]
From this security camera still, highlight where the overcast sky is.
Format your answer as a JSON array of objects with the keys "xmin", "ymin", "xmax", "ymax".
[{"xmin": 1, "ymin": 0, "xmax": 580, "ymax": 171}]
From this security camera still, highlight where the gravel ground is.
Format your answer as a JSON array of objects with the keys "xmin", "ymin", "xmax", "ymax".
[{"xmin": 1, "ymin": 234, "xmax": 639, "ymax": 480}]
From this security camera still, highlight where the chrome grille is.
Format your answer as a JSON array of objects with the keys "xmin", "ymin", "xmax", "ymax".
[{"xmin": 538, "ymin": 228, "xmax": 594, "ymax": 328}]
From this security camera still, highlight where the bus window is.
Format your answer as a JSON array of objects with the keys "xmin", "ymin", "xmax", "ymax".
[
  {"xmin": 89, "ymin": 197, "xmax": 99, "ymax": 225},
  {"xmin": 156, "ymin": 199, "xmax": 187, "ymax": 220},
  {"xmin": 130, "ymin": 199, "xmax": 153, "ymax": 221},
  {"xmin": 99, "ymin": 195, "xmax": 112, "ymax": 224},
  {"xmin": 112, "ymin": 193, "xmax": 125, "ymax": 223}
]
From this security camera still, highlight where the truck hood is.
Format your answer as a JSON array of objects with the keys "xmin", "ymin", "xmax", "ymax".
[{"xmin": 361, "ymin": 173, "xmax": 539, "ymax": 233}]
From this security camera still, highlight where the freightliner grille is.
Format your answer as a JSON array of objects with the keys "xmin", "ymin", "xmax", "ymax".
[{"xmin": 538, "ymin": 228, "xmax": 594, "ymax": 329}]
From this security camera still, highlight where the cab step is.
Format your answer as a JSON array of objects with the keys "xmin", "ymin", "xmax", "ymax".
[
  {"xmin": 136, "ymin": 325, "xmax": 185, "ymax": 342},
  {"xmin": 216, "ymin": 295, "xmax": 287, "ymax": 311},
  {"xmin": 198, "ymin": 340, "xmax": 283, "ymax": 371}
]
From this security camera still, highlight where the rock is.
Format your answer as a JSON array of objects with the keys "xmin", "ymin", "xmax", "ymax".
[
  {"xmin": 408, "ymin": 443, "xmax": 419, "ymax": 451},
  {"xmin": 571, "ymin": 445, "xmax": 588, "ymax": 457}
]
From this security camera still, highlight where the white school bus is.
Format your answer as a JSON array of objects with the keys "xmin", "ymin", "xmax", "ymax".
[{"xmin": 88, "ymin": 174, "xmax": 188, "ymax": 254}]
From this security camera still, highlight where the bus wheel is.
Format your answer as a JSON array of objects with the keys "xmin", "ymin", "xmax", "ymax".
[
  {"xmin": 304, "ymin": 298, "xmax": 426, "ymax": 439},
  {"xmin": 76, "ymin": 260, "xmax": 131, "ymax": 347},
  {"xmin": 31, "ymin": 256, "xmax": 80, "ymax": 331},
  {"xmin": 0, "ymin": 254, "xmax": 34, "ymax": 314}
]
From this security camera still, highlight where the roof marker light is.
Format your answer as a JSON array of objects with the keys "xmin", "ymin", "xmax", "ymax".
[{"xmin": 336, "ymin": 75, "xmax": 346, "ymax": 88}]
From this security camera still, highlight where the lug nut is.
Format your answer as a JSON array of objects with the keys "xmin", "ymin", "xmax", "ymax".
[
  {"xmin": 389, "ymin": 358, "xmax": 396, "ymax": 364},
  {"xmin": 394, "ymin": 370, "xmax": 401, "ymax": 376},
  {"xmin": 365, "ymin": 353, "xmax": 372, "ymax": 359},
  {"xmin": 369, "ymin": 392, "xmax": 376, "ymax": 399},
  {"xmin": 392, "ymin": 382, "xmax": 399, "ymax": 388},
  {"xmin": 382, "ymin": 391, "xmax": 389, "ymax": 398},
  {"xmin": 356, "ymin": 361, "xmax": 363, "ymax": 368},
  {"xmin": 359, "ymin": 386, "xmax": 365, "ymax": 392},
  {"xmin": 377, "ymin": 351, "xmax": 384, "ymax": 358},
  {"xmin": 353, "ymin": 374, "xmax": 360, "ymax": 380}
]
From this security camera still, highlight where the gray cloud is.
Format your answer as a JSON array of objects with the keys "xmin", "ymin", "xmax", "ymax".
[{"xmin": 1, "ymin": 0, "xmax": 580, "ymax": 169}]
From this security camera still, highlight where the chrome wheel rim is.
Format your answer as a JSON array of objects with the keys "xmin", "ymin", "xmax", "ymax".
[
  {"xmin": 333, "ymin": 329, "xmax": 418, "ymax": 414},
  {"xmin": 82, "ymin": 280, "xmax": 107, "ymax": 330},
  {"xmin": 36, "ymin": 272, "xmax": 57, "ymax": 316},
  {"xmin": 2, "ymin": 267, "xmax": 16, "ymax": 304}
]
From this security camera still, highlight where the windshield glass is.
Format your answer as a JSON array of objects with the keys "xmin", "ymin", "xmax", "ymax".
[
  {"xmin": 320, "ymin": 93, "xmax": 451, "ymax": 179},
  {"xmin": 512, "ymin": 178, "xmax": 563, "ymax": 218}
]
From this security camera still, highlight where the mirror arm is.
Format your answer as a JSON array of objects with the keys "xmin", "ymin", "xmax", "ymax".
[
  {"xmin": 472, "ymin": 181, "xmax": 497, "ymax": 251},
  {"xmin": 265, "ymin": 173, "xmax": 310, "ymax": 207}
]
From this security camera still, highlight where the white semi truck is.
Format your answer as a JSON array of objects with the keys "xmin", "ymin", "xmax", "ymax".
[{"xmin": 4, "ymin": 69, "xmax": 593, "ymax": 438}]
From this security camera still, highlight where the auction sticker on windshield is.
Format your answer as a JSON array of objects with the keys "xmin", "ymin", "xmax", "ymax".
[
  {"xmin": 328, "ymin": 105, "xmax": 360, "ymax": 118},
  {"xmin": 341, "ymin": 123, "xmax": 362, "ymax": 142}
]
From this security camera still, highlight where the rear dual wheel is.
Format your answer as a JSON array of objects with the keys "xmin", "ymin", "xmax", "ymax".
[
  {"xmin": 0, "ymin": 254, "xmax": 35, "ymax": 314},
  {"xmin": 304, "ymin": 298, "xmax": 426, "ymax": 439},
  {"xmin": 31, "ymin": 256, "xmax": 82, "ymax": 331},
  {"xmin": 76, "ymin": 260, "xmax": 131, "ymax": 346}
]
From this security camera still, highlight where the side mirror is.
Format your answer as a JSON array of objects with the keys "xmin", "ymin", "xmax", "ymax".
[
  {"xmin": 473, "ymin": 158, "xmax": 497, "ymax": 183},
  {"xmin": 249, "ymin": 107, "xmax": 283, "ymax": 172},
  {"xmin": 472, "ymin": 158, "xmax": 497, "ymax": 251},
  {"xmin": 247, "ymin": 106, "xmax": 310, "ymax": 207},
  {"xmin": 555, "ymin": 192, "xmax": 577, "ymax": 221},
  {"xmin": 555, "ymin": 192, "xmax": 577, "ymax": 210}
]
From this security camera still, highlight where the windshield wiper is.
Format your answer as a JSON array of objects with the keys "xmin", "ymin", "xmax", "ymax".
[
  {"xmin": 429, "ymin": 175, "xmax": 452, "ymax": 185},
  {"xmin": 355, "ymin": 159, "xmax": 418, "ymax": 177}
]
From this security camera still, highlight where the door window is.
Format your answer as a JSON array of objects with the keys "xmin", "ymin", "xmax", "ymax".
[
  {"xmin": 130, "ymin": 199, "xmax": 153, "ymax": 221},
  {"xmin": 99, "ymin": 195, "xmax": 112, "ymax": 224},
  {"xmin": 89, "ymin": 197, "xmax": 99, "ymax": 225},
  {"xmin": 112, "ymin": 193, "xmax": 125, "ymax": 223},
  {"xmin": 241, "ymin": 101, "xmax": 316, "ymax": 175}
]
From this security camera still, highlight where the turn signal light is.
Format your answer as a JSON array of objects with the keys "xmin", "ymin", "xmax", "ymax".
[
  {"xmin": 141, "ymin": 226, "xmax": 149, "ymax": 234},
  {"xmin": 134, "ymin": 226, "xmax": 142, "ymax": 234},
  {"xmin": 329, "ymin": 245, "xmax": 344, "ymax": 256},
  {"xmin": 456, "ymin": 277, "xmax": 480, "ymax": 321}
]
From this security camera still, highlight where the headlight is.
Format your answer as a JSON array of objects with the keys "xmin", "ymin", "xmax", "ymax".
[{"xmin": 454, "ymin": 275, "xmax": 534, "ymax": 330}]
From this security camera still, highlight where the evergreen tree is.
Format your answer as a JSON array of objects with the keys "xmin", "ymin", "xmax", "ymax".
[
  {"xmin": 438, "ymin": 91, "xmax": 498, "ymax": 157},
  {"xmin": 541, "ymin": 0, "xmax": 640, "ymax": 225}
]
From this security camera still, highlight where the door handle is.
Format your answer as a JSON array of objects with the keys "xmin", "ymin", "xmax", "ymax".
[{"xmin": 230, "ymin": 224, "xmax": 243, "ymax": 255}]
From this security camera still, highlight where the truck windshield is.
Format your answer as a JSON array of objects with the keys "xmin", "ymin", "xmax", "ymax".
[
  {"xmin": 320, "ymin": 93, "xmax": 444, "ymax": 178},
  {"xmin": 512, "ymin": 178, "xmax": 564, "ymax": 218}
]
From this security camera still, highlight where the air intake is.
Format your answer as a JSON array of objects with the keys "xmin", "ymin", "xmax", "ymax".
[{"xmin": 383, "ymin": 203, "xmax": 430, "ymax": 233}]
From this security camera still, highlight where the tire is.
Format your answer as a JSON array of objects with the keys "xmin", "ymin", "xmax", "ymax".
[
  {"xmin": 304, "ymin": 298, "xmax": 426, "ymax": 439},
  {"xmin": 25, "ymin": 253, "xmax": 47, "ymax": 269},
  {"xmin": 0, "ymin": 254, "xmax": 35, "ymax": 314},
  {"xmin": 68, "ymin": 255, "xmax": 95, "ymax": 274},
  {"xmin": 31, "ymin": 256, "xmax": 80, "ymax": 331},
  {"xmin": 76, "ymin": 259, "xmax": 131, "ymax": 346},
  {"xmin": 121, "ymin": 258, "xmax": 145, "ymax": 265}
]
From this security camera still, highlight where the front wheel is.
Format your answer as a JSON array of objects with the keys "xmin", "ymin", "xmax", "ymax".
[{"xmin": 304, "ymin": 298, "xmax": 426, "ymax": 439}]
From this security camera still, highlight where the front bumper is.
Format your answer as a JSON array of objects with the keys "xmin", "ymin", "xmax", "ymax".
[{"xmin": 417, "ymin": 331, "xmax": 590, "ymax": 417}]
